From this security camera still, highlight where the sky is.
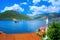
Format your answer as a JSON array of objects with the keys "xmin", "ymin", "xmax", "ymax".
[{"xmin": 0, "ymin": 0, "xmax": 60, "ymax": 16}]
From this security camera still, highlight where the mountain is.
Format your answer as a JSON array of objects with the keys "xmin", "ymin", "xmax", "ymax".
[
  {"xmin": 0, "ymin": 10, "xmax": 60, "ymax": 20},
  {"xmin": 34, "ymin": 13, "xmax": 60, "ymax": 20},
  {"xmin": 0, "ymin": 10, "xmax": 32, "ymax": 20}
]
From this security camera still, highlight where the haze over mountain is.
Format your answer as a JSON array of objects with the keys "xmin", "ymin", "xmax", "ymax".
[{"xmin": 33, "ymin": 13, "xmax": 60, "ymax": 20}]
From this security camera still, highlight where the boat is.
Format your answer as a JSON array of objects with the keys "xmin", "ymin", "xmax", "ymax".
[{"xmin": 13, "ymin": 18, "xmax": 19, "ymax": 23}]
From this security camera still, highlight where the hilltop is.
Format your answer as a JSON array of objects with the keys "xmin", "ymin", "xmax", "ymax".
[{"xmin": 0, "ymin": 10, "xmax": 32, "ymax": 20}]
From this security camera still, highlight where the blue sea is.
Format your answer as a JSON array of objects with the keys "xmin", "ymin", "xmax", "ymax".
[{"xmin": 0, "ymin": 20, "xmax": 46, "ymax": 34}]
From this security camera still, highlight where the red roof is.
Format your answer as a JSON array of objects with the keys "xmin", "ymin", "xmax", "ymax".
[
  {"xmin": 0, "ymin": 27, "xmax": 46, "ymax": 40},
  {"xmin": 40, "ymin": 27, "xmax": 46, "ymax": 31},
  {"xmin": 37, "ymin": 27, "xmax": 46, "ymax": 35},
  {"xmin": 0, "ymin": 31, "xmax": 41, "ymax": 40}
]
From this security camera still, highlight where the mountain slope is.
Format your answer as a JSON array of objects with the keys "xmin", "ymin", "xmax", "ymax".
[
  {"xmin": 0, "ymin": 10, "xmax": 32, "ymax": 20},
  {"xmin": 34, "ymin": 13, "xmax": 60, "ymax": 20}
]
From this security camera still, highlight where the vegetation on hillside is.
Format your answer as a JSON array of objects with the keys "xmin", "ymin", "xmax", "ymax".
[
  {"xmin": 0, "ymin": 10, "xmax": 60, "ymax": 20},
  {"xmin": 47, "ymin": 21, "xmax": 60, "ymax": 40},
  {"xmin": 0, "ymin": 10, "xmax": 32, "ymax": 20}
]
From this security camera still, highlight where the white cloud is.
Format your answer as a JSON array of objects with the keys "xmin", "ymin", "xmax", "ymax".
[
  {"xmin": 33, "ymin": 0, "xmax": 41, "ymax": 4},
  {"xmin": 47, "ymin": 6, "xmax": 59, "ymax": 13},
  {"xmin": 1, "ymin": 4, "xmax": 24, "ymax": 12},
  {"xmin": 42, "ymin": 0, "xmax": 60, "ymax": 6},
  {"xmin": 27, "ymin": 11, "xmax": 40, "ymax": 16},
  {"xmin": 48, "ymin": 0, "xmax": 60, "ymax": 6},
  {"xmin": 47, "ymin": 0, "xmax": 60, "ymax": 12},
  {"xmin": 28, "ymin": 5, "xmax": 60, "ymax": 16},
  {"xmin": 28, "ymin": 5, "xmax": 48, "ymax": 16},
  {"xmin": 27, "ymin": 14, "xmax": 34, "ymax": 16},
  {"xmin": 21, "ymin": 2, "xmax": 27, "ymax": 5},
  {"xmin": 30, "ymin": 5, "xmax": 47, "ymax": 12},
  {"xmin": 27, "ymin": 0, "xmax": 60, "ymax": 16}
]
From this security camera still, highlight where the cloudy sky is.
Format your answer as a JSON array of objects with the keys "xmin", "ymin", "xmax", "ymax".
[{"xmin": 0, "ymin": 0, "xmax": 60, "ymax": 16}]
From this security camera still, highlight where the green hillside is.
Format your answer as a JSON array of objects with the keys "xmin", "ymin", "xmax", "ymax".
[{"xmin": 0, "ymin": 10, "xmax": 32, "ymax": 20}]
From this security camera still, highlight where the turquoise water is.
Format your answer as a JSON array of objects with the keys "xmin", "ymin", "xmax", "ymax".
[{"xmin": 0, "ymin": 20, "xmax": 46, "ymax": 34}]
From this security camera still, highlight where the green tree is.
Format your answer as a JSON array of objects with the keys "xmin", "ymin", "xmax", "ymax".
[{"xmin": 47, "ymin": 21, "xmax": 60, "ymax": 40}]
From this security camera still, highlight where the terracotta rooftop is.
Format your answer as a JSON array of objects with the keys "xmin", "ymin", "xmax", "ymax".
[
  {"xmin": 0, "ymin": 27, "xmax": 46, "ymax": 40},
  {"xmin": 0, "ymin": 32, "xmax": 41, "ymax": 40},
  {"xmin": 37, "ymin": 27, "xmax": 46, "ymax": 35}
]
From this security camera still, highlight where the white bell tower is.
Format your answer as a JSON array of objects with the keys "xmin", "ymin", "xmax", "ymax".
[
  {"xmin": 44, "ymin": 17, "xmax": 48, "ymax": 40},
  {"xmin": 46, "ymin": 17, "xmax": 48, "ymax": 32}
]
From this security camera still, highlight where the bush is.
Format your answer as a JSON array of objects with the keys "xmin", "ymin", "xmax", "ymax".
[{"xmin": 47, "ymin": 21, "xmax": 60, "ymax": 40}]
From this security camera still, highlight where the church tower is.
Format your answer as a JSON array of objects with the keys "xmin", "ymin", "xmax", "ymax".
[
  {"xmin": 44, "ymin": 17, "xmax": 48, "ymax": 40},
  {"xmin": 46, "ymin": 17, "xmax": 48, "ymax": 32}
]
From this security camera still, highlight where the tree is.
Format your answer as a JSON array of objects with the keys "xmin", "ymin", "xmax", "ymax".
[{"xmin": 47, "ymin": 21, "xmax": 60, "ymax": 40}]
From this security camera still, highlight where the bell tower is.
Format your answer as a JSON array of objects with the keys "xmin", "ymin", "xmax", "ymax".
[
  {"xmin": 46, "ymin": 17, "xmax": 48, "ymax": 32},
  {"xmin": 43, "ymin": 17, "xmax": 48, "ymax": 40}
]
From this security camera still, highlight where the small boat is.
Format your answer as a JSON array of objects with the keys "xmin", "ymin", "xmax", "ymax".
[{"xmin": 13, "ymin": 18, "xmax": 19, "ymax": 23}]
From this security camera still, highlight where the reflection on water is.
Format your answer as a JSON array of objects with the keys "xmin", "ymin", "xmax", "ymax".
[{"xmin": 0, "ymin": 20, "xmax": 46, "ymax": 34}]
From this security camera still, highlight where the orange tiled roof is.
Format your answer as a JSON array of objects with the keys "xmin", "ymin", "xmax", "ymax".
[
  {"xmin": 0, "ymin": 27, "xmax": 46, "ymax": 40},
  {"xmin": 0, "ymin": 31, "xmax": 41, "ymax": 40}
]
